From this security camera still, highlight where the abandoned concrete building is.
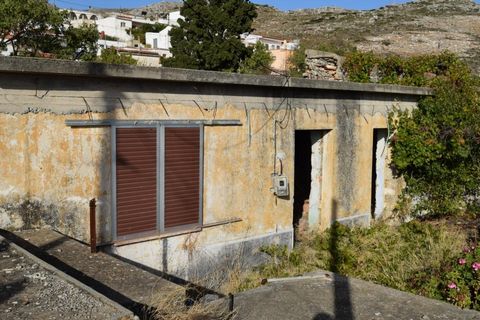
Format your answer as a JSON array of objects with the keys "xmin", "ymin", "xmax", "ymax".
[{"xmin": 0, "ymin": 57, "xmax": 430, "ymax": 278}]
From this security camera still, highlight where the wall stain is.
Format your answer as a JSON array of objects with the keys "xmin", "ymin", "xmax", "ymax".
[{"xmin": 336, "ymin": 105, "xmax": 359, "ymax": 214}]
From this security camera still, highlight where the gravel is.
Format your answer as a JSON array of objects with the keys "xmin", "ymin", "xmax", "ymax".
[{"xmin": 0, "ymin": 239, "xmax": 126, "ymax": 320}]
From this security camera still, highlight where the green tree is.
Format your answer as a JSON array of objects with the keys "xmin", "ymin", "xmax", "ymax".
[
  {"xmin": 57, "ymin": 24, "xmax": 99, "ymax": 61},
  {"xmin": 99, "ymin": 47, "xmax": 137, "ymax": 65},
  {"xmin": 239, "ymin": 41, "xmax": 274, "ymax": 75},
  {"xmin": 288, "ymin": 45, "xmax": 306, "ymax": 77},
  {"xmin": 128, "ymin": 23, "xmax": 166, "ymax": 45},
  {"xmin": 0, "ymin": 0, "xmax": 65, "ymax": 56},
  {"xmin": 389, "ymin": 56, "xmax": 480, "ymax": 217},
  {"xmin": 162, "ymin": 0, "xmax": 257, "ymax": 71},
  {"xmin": 0, "ymin": 0, "xmax": 99, "ymax": 61}
]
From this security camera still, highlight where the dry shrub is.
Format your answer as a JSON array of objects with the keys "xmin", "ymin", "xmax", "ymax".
[{"xmin": 151, "ymin": 286, "xmax": 234, "ymax": 320}]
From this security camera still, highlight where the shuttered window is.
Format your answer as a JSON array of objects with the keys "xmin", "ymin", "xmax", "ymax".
[
  {"xmin": 116, "ymin": 128, "xmax": 157, "ymax": 237},
  {"xmin": 164, "ymin": 127, "xmax": 201, "ymax": 229},
  {"xmin": 114, "ymin": 125, "xmax": 202, "ymax": 239}
]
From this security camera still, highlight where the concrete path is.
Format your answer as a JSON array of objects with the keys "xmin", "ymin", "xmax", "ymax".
[
  {"xmin": 0, "ymin": 235, "xmax": 132, "ymax": 319},
  {"xmin": 0, "ymin": 229, "xmax": 181, "ymax": 316},
  {"xmin": 233, "ymin": 270, "xmax": 480, "ymax": 320}
]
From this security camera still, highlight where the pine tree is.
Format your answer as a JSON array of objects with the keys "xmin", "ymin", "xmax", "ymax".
[{"xmin": 162, "ymin": 0, "xmax": 257, "ymax": 71}]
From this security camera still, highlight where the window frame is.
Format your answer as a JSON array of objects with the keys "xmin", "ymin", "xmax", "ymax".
[{"xmin": 111, "ymin": 123, "xmax": 204, "ymax": 241}]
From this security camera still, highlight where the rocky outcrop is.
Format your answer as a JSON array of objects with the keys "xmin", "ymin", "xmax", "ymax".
[{"xmin": 304, "ymin": 50, "xmax": 345, "ymax": 81}]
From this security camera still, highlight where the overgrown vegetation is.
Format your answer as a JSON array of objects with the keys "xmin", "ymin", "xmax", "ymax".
[
  {"xmin": 391, "ymin": 64, "xmax": 480, "ymax": 217},
  {"xmin": 341, "ymin": 51, "xmax": 480, "ymax": 218},
  {"xmin": 233, "ymin": 221, "xmax": 478, "ymax": 309},
  {"xmin": 343, "ymin": 51, "xmax": 462, "ymax": 86}
]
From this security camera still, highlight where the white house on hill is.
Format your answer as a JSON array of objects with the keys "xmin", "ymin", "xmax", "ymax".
[{"xmin": 145, "ymin": 26, "xmax": 173, "ymax": 57}]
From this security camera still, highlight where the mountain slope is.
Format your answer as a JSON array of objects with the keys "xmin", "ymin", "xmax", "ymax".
[
  {"xmin": 253, "ymin": 0, "xmax": 480, "ymax": 72},
  {"xmin": 96, "ymin": 0, "xmax": 480, "ymax": 73}
]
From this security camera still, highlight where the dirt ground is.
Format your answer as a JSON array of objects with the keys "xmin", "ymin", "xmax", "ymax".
[{"xmin": 0, "ymin": 238, "xmax": 125, "ymax": 320}]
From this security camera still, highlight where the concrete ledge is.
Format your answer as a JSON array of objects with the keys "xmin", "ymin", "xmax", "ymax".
[
  {"xmin": 0, "ymin": 56, "xmax": 432, "ymax": 96},
  {"xmin": 0, "ymin": 234, "xmax": 134, "ymax": 320}
]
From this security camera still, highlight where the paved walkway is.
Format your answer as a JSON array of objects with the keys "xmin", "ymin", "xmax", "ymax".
[
  {"xmin": 233, "ymin": 270, "xmax": 480, "ymax": 320},
  {"xmin": 0, "ymin": 229, "xmax": 180, "ymax": 316},
  {"xmin": 0, "ymin": 236, "xmax": 130, "ymax": 320}
]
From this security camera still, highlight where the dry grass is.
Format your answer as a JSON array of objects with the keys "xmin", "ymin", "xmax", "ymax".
[
  {"xmin": 150, "ymin": 241, "xmax": 259, "ymax": 319},
  {"xmin": 151, "ymin": 286, "xmax": 234, "ymax": 320},
  {"xmin": 228, "ymin": 220, "xmax": 468, "ymax": 296},
  {"xmin": 151, "ymin": 220, "xmax": 470, "ymax": 318}
]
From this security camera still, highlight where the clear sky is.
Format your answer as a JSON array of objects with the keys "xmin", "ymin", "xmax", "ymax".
[{"xmin": 51, "ymin": 0, "xmax": 479, "ymax": 11}]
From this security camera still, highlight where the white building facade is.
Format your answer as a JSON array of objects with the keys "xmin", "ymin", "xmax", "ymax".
[
  {"xmin": 65, "ymin": 9, "xmax": 182, "ymax": 61},
  {"xmin": 145, "ymin": 26, "xmax": 172, "ymax": 51}
]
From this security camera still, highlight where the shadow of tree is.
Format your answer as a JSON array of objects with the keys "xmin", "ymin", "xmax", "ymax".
[{"xmin": 313, "ymin": 199, "xmax": 354, "ymax": 320}]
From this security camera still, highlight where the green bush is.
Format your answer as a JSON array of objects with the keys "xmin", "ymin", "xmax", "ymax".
[
  {"xmin": 343, "ymin": 51, "xmax": 378, "ymax": 83},
  {"xmin": 390, "ymin": 57, "xmax": 480, "ymax": 217},
  {"xmin": 288, "ymin": 45, "xmax": 306, "ymax": 77},
  {"xmin": 98, "ymin": 48, "xmax": 137, "ymax": 65},
  {"xmin": 442, "ymin": 246, "xmax": 480, "ymax": 309},
  {"xmin": 343, "ymin": 51, "xmax": 480, "ymax": 217},
  {"xmin": 343, "ymin": 51, "xmax": 460, "ymax": 86}
]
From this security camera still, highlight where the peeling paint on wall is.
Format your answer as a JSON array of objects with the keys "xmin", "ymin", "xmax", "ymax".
[{"xmin": 0, "ymin": 63, "xmax": 426, "ymax": 277}]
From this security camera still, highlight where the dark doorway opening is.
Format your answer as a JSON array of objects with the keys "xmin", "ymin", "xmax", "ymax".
[{"xmin": 293, "ymin": 131, "xmax": 313, "ymax": 233}]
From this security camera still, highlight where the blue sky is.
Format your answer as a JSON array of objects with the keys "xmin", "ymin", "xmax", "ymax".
[{"xmin": 51, "ymin": 0, "xmax": 474, "ymax": 11}]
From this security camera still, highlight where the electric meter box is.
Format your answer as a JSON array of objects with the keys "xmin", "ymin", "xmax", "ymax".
[{"xmin": 272, "ymin": 175, "xmax": 289, "ymax": 197}]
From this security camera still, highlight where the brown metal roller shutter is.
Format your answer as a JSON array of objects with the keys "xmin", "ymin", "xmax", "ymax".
[
  {"xmin": 164, "ymin": 127, "xmax": 201, "ymax": 229},
  {"xmin": 116, "ymin": 128, "xmax": 157, "ymax": 236}
]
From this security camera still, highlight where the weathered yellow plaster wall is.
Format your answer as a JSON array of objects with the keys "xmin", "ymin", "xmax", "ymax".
[
  {"xmin": 0, "ymin": 63, "xmax": 425, "ymax": 277},
  {"xmin": 0, "ymin": 98, "xmax": 407, "ymax": 244},
  {"xmin": 0, "ymin": 112, "xmax": 111, "ymax": 240}
]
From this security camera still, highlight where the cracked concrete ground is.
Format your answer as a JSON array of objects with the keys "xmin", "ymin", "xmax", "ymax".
[{"xmin": 233, "ymin": 270, "xmax": 480, "ymax": 320}]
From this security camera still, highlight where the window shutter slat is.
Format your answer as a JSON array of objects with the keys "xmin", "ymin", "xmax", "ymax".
[
  {"xmin": 116, "ymin": 128, "xmax": 157, "ymax": 236},
  {"xmin": 164, "ymin": 127, "xmax": 201, "ymax": 229}
]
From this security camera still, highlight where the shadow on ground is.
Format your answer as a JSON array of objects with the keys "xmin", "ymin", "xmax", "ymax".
[{"xmin": 313, "ymin": 199, "xmax": 354, "ymax": 320}]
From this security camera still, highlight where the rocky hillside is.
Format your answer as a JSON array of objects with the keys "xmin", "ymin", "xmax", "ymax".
[
  {"xmin": 253, "ymin": 0, "xmax": 480, "ymax": 72},
  {"xmin": 92, "ymin": 0, "xmax": 480, "ymax": 72},
  {"xmin": 91, "ymin": 1, "xmax": 182, "ymax": 19},
  {"xmin": 126, "ymin": 1, "xmax": 182, "ymax": 19}
]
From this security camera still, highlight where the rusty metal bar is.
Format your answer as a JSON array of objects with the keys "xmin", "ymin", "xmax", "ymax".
[
  {"xmin": 228, "ymin": 293, "xmax": 234, "ymax": 312},
  {"xmin": 89, "ymin": 198, "xmax": 97, "ymax": 253}
]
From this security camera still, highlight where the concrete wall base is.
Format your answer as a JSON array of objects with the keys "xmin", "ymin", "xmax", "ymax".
[
  {"xmin": 110, "ymin": 229, "xmax": 293, "ymax": 284},
  {"xmin": 335, "ymin": 213, "xmax": 371, "ymax": 228}
]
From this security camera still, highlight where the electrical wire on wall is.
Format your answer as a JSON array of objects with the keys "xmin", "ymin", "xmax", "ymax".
[{"xmin": 257, "ymin": 61, "xmax": 294, "ymax": 177}]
